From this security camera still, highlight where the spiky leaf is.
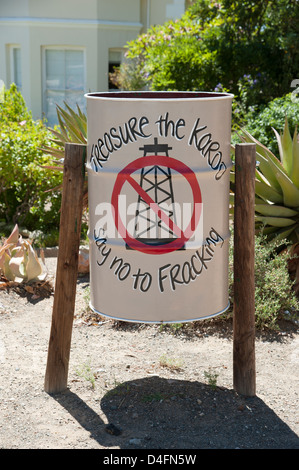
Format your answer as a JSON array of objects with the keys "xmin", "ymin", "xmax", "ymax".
[
  {"xmin": 274, "ymin": 170, "xmax": 299, "ymax": 207},
  {"xmin": 291, "ymin": 126, "xmax": 299, "ymax": 188},
  {"xmin": 255, "ymin": 204, "xmax": 298, "ymax": 218},
  {"xmin": 231, "ymin": 118, "xmax": 299, "ymax": 247},
  {"xmin": 255, "ymin": 215, "xmax": 296, "ymax": 227},
  {"xmin": 272, "ymin": 116, "xmax": 293, "ymax": 176},
  {"xmin": 255, "ymin": 180, "xmax": 284, "ymax": 204}
]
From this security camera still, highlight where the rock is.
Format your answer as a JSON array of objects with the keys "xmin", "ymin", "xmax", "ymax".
[
  {"xmin": 105, "ymin": 423, "xmax": 122, "ymax": 436},
  {"xmin": 78, "ymin": 247, "xmax": 89, "ymax": 274},
  {"xmin": 129, "ymin": 438, "xmax": 142, "ymax": 445}
]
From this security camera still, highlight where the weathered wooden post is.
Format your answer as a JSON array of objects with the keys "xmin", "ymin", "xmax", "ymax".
[
  {"xmin": 233, "ymin": 143, "xmax": 256, "ymax": 397},
  {"xmin": 44, "ymin": 143, "xmax": 86, "ymax": 394}
]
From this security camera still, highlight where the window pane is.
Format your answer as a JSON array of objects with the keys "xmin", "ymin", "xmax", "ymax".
[
  {"xmin": 13, "ymin": 48, "xmax": 22, "ymax": 90},
  {"xmin": 44, "ymin": 48, "xmax": 85, "ymax": 126},
  {"xmin": 66, "ymin": 50, "xmax": 84, "ymax": 90},
  {"xmin": 65, "ymin": 89, "xmax": 85, "ymax": 110},
  {"xmin": 44, "ymin": 89, "xmax": 66, "ymax": 127},
  {"xmin": 45, "ymin": 50, "xmax": 66, "ymax": 90}
]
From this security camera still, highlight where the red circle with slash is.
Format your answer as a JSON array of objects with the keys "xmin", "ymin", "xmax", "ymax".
[{"xmin": 111, "ymin": 155, "xmax": 202, "ymax": 254}]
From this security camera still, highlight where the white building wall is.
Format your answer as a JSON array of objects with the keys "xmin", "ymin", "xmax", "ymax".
[{"xmin": 0, "ymin": 0, "xmax": 186, "ymax": 121}]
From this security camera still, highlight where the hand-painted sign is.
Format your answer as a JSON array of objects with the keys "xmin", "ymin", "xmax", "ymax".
[
  {"xmin": 111, "ymin": 154, "xmax": 202, "ymax": 254},
  {"xmin": 86, "ymin": 91, "xmax": 233, "ymax": 323}
]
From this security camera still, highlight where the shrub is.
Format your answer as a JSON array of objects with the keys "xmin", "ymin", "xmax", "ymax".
[
  {"xmin": 244, "ymin": 94, "xmax": 299, "ymax": 156},
  {"xmin": 115, "ymin": 0, "xmax": 299, "ymax": 113},
  {"xmin": 0, "ymin": 84, "xmax": 62, "ymax": 237},
  {"xmin": 229, "ymin": 233, "xmax": 298, "ymax": 330}
]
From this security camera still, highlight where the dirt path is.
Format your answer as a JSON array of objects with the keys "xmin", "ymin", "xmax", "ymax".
[{"xmin": 0, "ymin": 257, "xmax": 298, "ymax": 450}]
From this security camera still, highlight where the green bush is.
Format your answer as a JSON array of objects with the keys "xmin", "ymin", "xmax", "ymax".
[
  {"xmin": 0, "ymin": 84, "xmax": 62, "ymax": 237},
  {"xmin": 244, "ymin": 93, "xmax": 299, "ymax": 156},
  {"xmin": 229, "ymin": 233, "xmax": 298, "ymax": 330},
  {"xmin": 115, "ymin": 0, "xmax": 299, "ymax": 114}
]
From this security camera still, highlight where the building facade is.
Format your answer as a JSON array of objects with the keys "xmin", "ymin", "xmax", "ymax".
[{"xmin": 0, "ymin": 0, "xmax": 187, "ymax": 125}]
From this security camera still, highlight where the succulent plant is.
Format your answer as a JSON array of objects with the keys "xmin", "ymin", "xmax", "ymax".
[
  {"xmin": 231, "ymin": 116, "xmax": 299, "ymax": 293},
  {"xmin": 0, "ymin": 224, "xmax": 44, "ymax": 282},
  {"xmin": 42, "ymin": 102, "xmax": 88, "ymax": 209},
  {"xmin": 42, "ymin": 102, "xmax": 87, "ymax": 159}
]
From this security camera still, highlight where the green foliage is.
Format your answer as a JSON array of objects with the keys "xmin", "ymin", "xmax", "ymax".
[
  {"xmin": 244, "ymin": 94, "xmax": 299, "ymax": 156},
  {"xmin": 0, "ymin": 84, "xmax": 62, "ymax": 234},
  {"xmin": 254, "ymin": 241, "xmax": 298, "ymax": 329},
  {"xmin": 42, "ymin": 101, "xmax": 87, "ymax": 161},
  {"xmin": 229, "ymin": 233, "xmax": 298, "ymax": 330},
  {"xmin": 75, "ymin": 361, "xmax": 96, "ymax": 389},
  {"xmin": 0, "ymin": 83, "xmax": 32, "ymax": 124},
  {"xmin": 203, "ymin": 368, "xmax": 219, "ymax": 390},
  {"xmin": 41, "ymin": 102, "xmax": 88, "ymax": 213},
  {"xmin": 116, "ymin": 0, "xmax": 298, "ymax": 114},
  {"xmin": 116, "ymin": 9, "xmax": 218, "ymax": 92},
  {"xmin": 231, "ymin": 117, "xmax": 299, "ymax": 247},
  {"xmin": 109, "ymin": 57, "xmax": 148, "ymax": 91}
]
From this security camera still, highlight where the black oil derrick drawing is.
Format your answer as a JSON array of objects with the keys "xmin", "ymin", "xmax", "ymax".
[{"xmin": 130, "ymin": 137, "xmax": 180, "ymax": 248}]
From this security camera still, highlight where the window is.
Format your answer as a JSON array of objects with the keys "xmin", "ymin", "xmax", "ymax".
[
  {"xmin": 10, "ymin": 46, "xmax": 22, "ymax": 91},
  {"xmin": 43, "ymin": 48, "xmax": 85, "ymax": 127},
  {"xmin": 108, "ymin": 49, "xmax": 124, "ymax": 90}
]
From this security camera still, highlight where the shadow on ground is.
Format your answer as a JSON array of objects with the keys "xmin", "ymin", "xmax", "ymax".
[{"xmin": 52, "ymin": 376, "xmax": 299, "ymax": 449}]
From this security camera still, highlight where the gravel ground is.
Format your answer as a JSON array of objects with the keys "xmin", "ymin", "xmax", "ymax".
[{"xmin": 0, "ymin": 257, "xmax": 298, "ymax": 451}]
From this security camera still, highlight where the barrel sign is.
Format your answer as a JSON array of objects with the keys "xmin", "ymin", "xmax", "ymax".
[{"xmin": 86, "ymin": 91, "xmax": 233, "ymax": 323}]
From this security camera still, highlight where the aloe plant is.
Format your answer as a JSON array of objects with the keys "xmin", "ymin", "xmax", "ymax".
[
  {"xmin": 42, "ymin": 102, "xmax": 87, "ymax": 160},
  {"xmin": 231, "ymin": 117, "xmax": 299, "ymax": 293},
  {"xmin": 0, "ymin": 225, "xmax": 44, "ymax": 282},
  {"xmin": 42, "ymin": 102, "xmax": 88, "ymax": 208}
]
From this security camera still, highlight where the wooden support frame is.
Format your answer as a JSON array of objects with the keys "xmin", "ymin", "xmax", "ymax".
[
  {"xmin": 44, "ymin": 143, "xmax": 86, "ymax": 394},
  {"xmin": 44, "ymin": 142, "xmax": 257, "ymax": 397},
  {"xmin": 233, "ymin": 143, "xmax": 256, "ymax": 397}
]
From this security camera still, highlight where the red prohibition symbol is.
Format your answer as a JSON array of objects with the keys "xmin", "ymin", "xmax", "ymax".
[{"xmin": 111, "ymin": 155, "xmax": 202, "ymax": 254}]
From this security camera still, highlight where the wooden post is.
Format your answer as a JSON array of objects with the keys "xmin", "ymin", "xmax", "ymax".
[
  {"xmin": 44, "ymin": 143, "xmax": 86, "ymax": 394},
  {"xmin": 233, "ymin": 143, "xmax": 256, "ymax": 397}
]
